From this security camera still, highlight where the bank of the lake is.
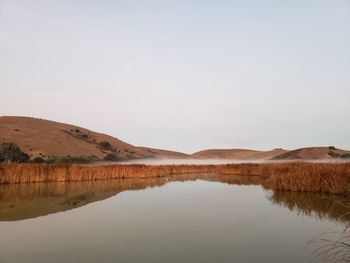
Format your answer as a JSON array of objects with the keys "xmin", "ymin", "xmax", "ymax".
[{"xmin": 0, "ymin": 162, "xmax": 349, "ymax": 195}]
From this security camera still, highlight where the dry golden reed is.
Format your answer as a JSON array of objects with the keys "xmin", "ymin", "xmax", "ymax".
[{"xmin": 0, "ymin": 162, "xmax": 349, "ymax": 194}]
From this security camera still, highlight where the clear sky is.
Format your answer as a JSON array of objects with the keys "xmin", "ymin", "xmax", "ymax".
[{"xmin": 1, "ymin": 0, "xmax": 349, "ymax": 153}]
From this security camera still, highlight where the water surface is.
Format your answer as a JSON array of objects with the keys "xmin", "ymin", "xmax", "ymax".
[{"xmin": 0, "ymin": 174, "xmax": 348, "ymax": 263}]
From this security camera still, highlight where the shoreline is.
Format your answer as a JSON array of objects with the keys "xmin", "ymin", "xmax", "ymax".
[{"xmin": 0, "ymin": 162, "xmax": 349, "ymax": 195}]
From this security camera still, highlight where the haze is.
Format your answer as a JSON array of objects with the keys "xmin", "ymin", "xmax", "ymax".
[{"xmin": 1, "ymin": 0, "xmax": 349, "ymax": 153}]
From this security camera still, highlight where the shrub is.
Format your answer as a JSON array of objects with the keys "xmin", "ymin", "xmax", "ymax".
[
  {"xmin": 32, "ymin": 157, "xmax": 45, "ymax": 163},
  {"xmin": 103, "ymin": 153, "xmax": 117, "ymax": 161},
  {"xmin": 341, "ymin": 153, "xmax": 350, "ymax": 159},
  {"xmin": 328, "ymin": 146, "xmax": 337, "ymax": 150},
  {"xmin": 0, "ymin": 143, "xmax": 29, "ymax": 163},
  {"xmin": 0, "ymin": 153, "xmax": 4, "ymax": 163},
  {"xmin": 329, "ymin": 151, "xmax": 350, "ymax": 159},
  {"xmin": 45, "ymin": 156, "xmax": 96, "ymax": 164},
  {"xmin": 328, "ymin": 151, "xmax": 338, "ymax": 158},
  {"xmin": 61, "ymin": 156, "xmax": 91, "ymax": 163},
  {"xmin": 99, "ymin": 141, "xmax": 113, "ymax": 151}
]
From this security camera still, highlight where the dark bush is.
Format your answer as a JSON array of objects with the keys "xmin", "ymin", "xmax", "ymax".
[
  {"xmin": 99, "ymin": 141, "xmax": 113, "ymax": 151},
  {"xmin": 328, "ymin": 146, "xmax": 337, "ymax": 150},
  {"xmin": 103, "ymin": 153, "xmax": 117, "ymax": 161},
  {"xmin": 328, "ymin": 151, "xmax": 339, "ymax": 158},
  {"xmin": 45, "ymin": 156, "xmax": 96, "ymax": 164},
  {"xmin": 341, "ymin": 153, "xmax": 350, "ymax": 159},
  {"xmin": 0, "ymin": 143, "xmax": 29, "ymax": 163},
  {"xmin": 328, "ymin": 151, "xmax": 350, "ymax": 159},
  {"xmin": 0, "ymin": 153, "xmax": 4, "ymax": 163},
  {"xmin": 32, "ymin": 157, "xmax": 45, "ymax": 163},
  {"xmin": 45, "ymin": 157, "xmax": 56, "ymax": 164},
  {"xmin": 60, "ymin": 156, "xmax": 90, "ymax": 163}
]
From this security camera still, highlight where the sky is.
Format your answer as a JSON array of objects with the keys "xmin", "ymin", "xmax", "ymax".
[{"xmin": 0, "ymin": 0, "xmax": 349, "ymax": 153}]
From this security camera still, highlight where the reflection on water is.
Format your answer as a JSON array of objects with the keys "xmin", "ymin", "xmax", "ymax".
[
  {"xmin": 0, "ymin": 174, "xmax": 349, "ymax": 263},
  {"xmin": 0, "ymin": 174, "xmax": 208, "ymax": 221},
  {"xmin": 0, "ymin": 174, "xmax": 265, "ymax": 221},
  {"xmin": 269, "ymin": 191, "xmax": 350, "ymax": 223},
  {"xmin": 0, "ymin": 176, "xmax": 177, "ymax": 221},
  {"xmin": 0, "ymin": 174, "xmax": 347, "ymax": 223}
]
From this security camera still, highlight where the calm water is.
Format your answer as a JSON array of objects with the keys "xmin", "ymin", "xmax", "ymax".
[{"xmin": 0, "ymin": 174, "xmax": 349, "ymax": 263}]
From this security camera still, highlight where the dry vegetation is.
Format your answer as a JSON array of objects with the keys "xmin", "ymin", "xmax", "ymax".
[
  {"xmin": 0, "ymin": 162, "xmax": 350, "ymax": 195},
  {"xmin": 269, "ymin": 191, "xmax": 350, "ymax": 223}
]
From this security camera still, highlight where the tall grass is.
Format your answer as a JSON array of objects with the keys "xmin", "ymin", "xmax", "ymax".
[
  {"xmin": 0, "ymin": 162, "xmax": 349, "ymax": 194},
  {"xmin": 262, "ymin": 162, "xmax": 350, "ymax": 195},
  {"xmin": 0, "ymin": 163, "xmax": 215, "ymax": 183}
]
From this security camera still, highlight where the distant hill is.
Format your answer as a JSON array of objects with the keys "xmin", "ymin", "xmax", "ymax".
[
  {"xmin": 191, "ymin": 149, "xmax": 260, "ymax": 159},
  {"xmin": 272, "ymin": 147, "xmax": 350, "ymax": 160},
  {"xmin": 138, "ymin": 147, "xmax": 190, "ymax": 159},
  {"xmin": 192, "ymin": 147, "xmax": 350, "ymax": 161},
  {"xmin": 191, "ymin": 148, "xmax": 287, "ymax": 160}
]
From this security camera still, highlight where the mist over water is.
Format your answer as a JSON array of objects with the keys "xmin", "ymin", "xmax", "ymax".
[
  {"xmin": 106, "ymin": 158, "xmax": 350, "ymax": 165},
  {"xmin": 117, "ymin": 158, "xmax": 267, "ymax": 165}
]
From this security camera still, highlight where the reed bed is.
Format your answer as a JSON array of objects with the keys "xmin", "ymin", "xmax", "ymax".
[
  {"xmin": 262, "ymin": 162, "xmax": 350, "ymax": 195},
  {"xmin": 0, "ymin": 162, "xmax": 349, "ymax": 195}
]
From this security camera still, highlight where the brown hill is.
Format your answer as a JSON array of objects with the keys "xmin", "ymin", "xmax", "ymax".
[
  {"xmin": 0, "ymin": 116, "xmax": 151, "ymax": 160},
  {"xmin": 1, "ymin": 116, "xmax": 349, "ymax": 162},
  {"xmin": 191, "ymin": 148, "xmax": 287, "ymax": 160},
  {"xmin": 248, "ymin": 149, "xmax": 288, "ymax": 159},
  {"xmin": 138, "ymin": 147, "xmax": 190, "ymax": 159},
  {"xmin": 272, "ymin": 147, "xmax": 350, "ymax": 160}
]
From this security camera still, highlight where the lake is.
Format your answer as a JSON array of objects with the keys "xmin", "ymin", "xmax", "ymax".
[{"xmin": 0, "ymin": 174, "xmax": 349, "ymax": 263}]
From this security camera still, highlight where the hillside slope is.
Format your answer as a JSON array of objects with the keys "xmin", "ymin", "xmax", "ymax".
[
  {"xmin": 191, "ymin": 148, "xmax": 287, "ymax": 160},
  {"xmin": 138, "ymin": 147, "xmax": 190, "ymax": 159},
  {"xmin": 272, "ymin": 147, "xmax": 350, "ymax": 160},
  {"xmin": 1, "ymin": 116, "xmax": 349, "ymax": 162},
  {"xmin": 0, "ymin": 116, "xmax": 151, "ymax": 160}
]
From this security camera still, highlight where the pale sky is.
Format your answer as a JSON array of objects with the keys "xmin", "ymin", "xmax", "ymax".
[{"xmin": 0, "ymin": 0, "xmax": 349, "ymax": 153}]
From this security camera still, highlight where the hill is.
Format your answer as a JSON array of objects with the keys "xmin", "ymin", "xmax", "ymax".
[
  {"xmin": 1, "ymin": 116, "xmax": 349, "ymax": 162},
  {"xmin": 191, "ymin": 148, "xmax": 287, "ymax": 160},
  {"xmin": 272, "ymin": 147, "xmax": 350, "ymax": 160},
  {"xmin": 138, "ymin": 147, "xmax": 190, "ymax": 159},
  {"xmin": 0, "ymin": 116, "xmax": 151, "ymax": 161}
]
